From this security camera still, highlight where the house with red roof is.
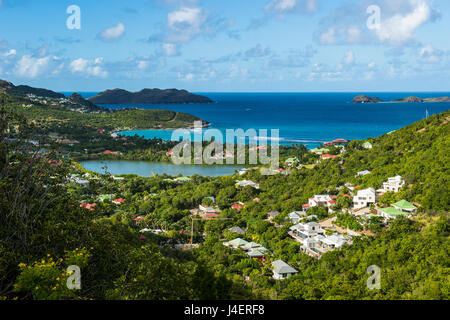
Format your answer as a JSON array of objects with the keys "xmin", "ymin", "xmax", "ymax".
[
  {"xmin": 232, "ymin": 204, "xmax": 244, "ymax": 211},
  {"xmin": 80, "ymin": 203, "xmax": 96, "ymax": 211},
  {"xmin": 102, "ymin": 150, "xmax": 118, "ymax": 155},
  {"xmin": 333, "ymin": 138, "xmax": 349, "ymax": 144},
  {"xmin": 204, "ymin": 213, "xmax": 220, "ymax": 219},
  {"xmin": 112, "ymin": 198, "xmax": 125, "ymax": 205},
  {"xmin": 321, "ymin": 154, "xmax": 337, "ymax": 160}
]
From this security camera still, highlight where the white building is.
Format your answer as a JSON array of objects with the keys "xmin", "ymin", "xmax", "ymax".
[
  {"xmin": 353, "ymin": 187, "xmax": 376, "ymax": 209},
  {"xmin": 356, "ymin": 170, "xmax": 371, "ymax": 177},
  {"xmin": 236, "ymin": 180, "xmax": 260, "ymax": 189},
  {"xmin": 288, "ymin": 211, "xmax": 305, "ymax": 224},
  {"xmin": 301, "ymin": 233, "xmax": 352, "ymax": 257},
  {"xmin": 308, "ymin": 195, "xmax": 332, "ymax": 207},
  {"xmin": 272, "ymin": 260, "xmax": 298, "ymax": 280},
  {"xmin": 382, "ymin": 176, "xmax": 405, "ymax": 193},
  {"xmin": 289, "ymin": 222, "xmax": 325, "ymax": 243}
]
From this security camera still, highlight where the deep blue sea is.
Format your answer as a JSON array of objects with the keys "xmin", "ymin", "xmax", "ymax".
[{"xmin": 65, "ymin": 92, "xmax": 450, "ymax": 148}]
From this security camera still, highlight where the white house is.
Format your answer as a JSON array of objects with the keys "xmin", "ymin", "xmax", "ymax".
[
  {"xmin": 289, "ymin": 222, "xmax": 324, "ymax": 243},
  {"xmin": 308, "ymin": 195, "xmax": 332, "ymax": 207},
  {"xmin": 362, "ymin": 142, "xmax": 373, "ymax": 149},
  {"xmin": 288, "ymin": 211, "xmax": 305, "ymax": 224},
  {"xmin": 272, "ymin": 260, "xmax": 298, "ymax": 280},
  {"xmin": 353, "ymin": 187, "xmax": 376, "ymax": 209},
  {"xmin": 236, "ymin": 180, "xmax": 260, "ymax": 189},
  {"xmin": 301, "ymin": 233, "xmax": 352, "ymax": 257},
  {"xmin": 356, "ymin": 170, "xmax": 371, "ymax": 177},
  {"xmin": 382, "ymin": 176, "xmax": 405, "ymax": 193}
]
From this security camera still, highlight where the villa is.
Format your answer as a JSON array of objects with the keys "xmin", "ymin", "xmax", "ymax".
[
  {"xmin": 321, "ymin": 154, "xmax": 337, "ymax": 160},
  {"xmin": 311, "ymin": 148, "xmax": 330, "ymax": 155},
  {"xmin": 392, "ymin": 200, "xmax": 418, "ymax": 214},
  {"xmin": 238, "ymin": 168, "xmax": 249, "ymax": 175},
  {"xmin": 362, "ymin": 142, "xmax": 373, "ymax": 149},
  {"xmin": 223, "ymin": 238, "xmax": 269, "ymax": 260},
  {"xmin": 378, "ymin": 207, "xmax": 409, "ymax": 220},
  {"xmin": 378, "ymin": 200, "xmax": 418, "ymax": 219},
  {"xmin": 223, "ymin": 238, "xmax": 249, "ymax": 249},
  {"xmin": 285, "ymin": 157, "xmax": 300, "ymax": 166},
  {"xmin": 69, "ymin": 175, "xmax": 90, "ymax": 187},
  {"xmin": 356, "ymin": 170, "xmax": 371, "ymax": 177},
  {"xmin": 228, "ymin": 226, "xmax": 246, "ymax": 235},
  {"xmin": 232, "ymin": 204, "xmax": 244, "ymax": 211},
  {"xmin": 236, "ymin": 180, "xmax": 260, "ymax": 189},
  {"xmin": 308, "ymin": 195, "xmax": 332, "ymax": 207},
  {"xmin": 267, "ymin": 211, "xmax": 281, "ymax": 221},
  {"xmin": 80, "ymin": 203, "xmax": 96, "ymax": 211},
  {"xmin": 381, "ymin": 176, "xmax": 405, "ymax": 193},
  {"xmin": 288, "ymin": 211, "xmax": 305, "ymax": 224},
  {"xmin": 301, "ymin": 233, "xmax": 353, "ymax": 258},
  {"xmin": 272, "ymin": 260, "xmax": 298, "ymax": 280},
  {"xmin": 191, "ymin": 204, "xmax": 221, "ymax": 218},
  {"xmin": 353, "ymin": 187, "xmax": 376, "ymax": 209},
  {"xmin": 174, "ymin": 176, "xmax": 191, "ymax": 183},
  {"xmin": 289, "ymin": 222, "xmax": 325, "ymax": 244},
  {"xmin": 112, "ymin": 198, "xmax": 125, "ymax": 205}
]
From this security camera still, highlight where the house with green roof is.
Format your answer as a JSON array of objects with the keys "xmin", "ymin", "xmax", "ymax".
[
  {"xmin": 224, "ymin": 238, "xmax": 249, "ymax": 249},
  {"xmin": 311, "ymin": 148, "xmax": 330, "ymax": 155},
  {"xmin": 377, "ymin": 207, "xmax": 410, "ymax": 219},
  {"xmin": 392, "ymin": 200, "xmax": 418, "ymax": 214},
  {"xmin": 174, "ymin": 176, "xmax": 191, "ymax": 183},
  {"xmin": 285, "ymin": 157, "xmax": 300, "ymax": 166},
  {"xmin": 98, "ymin": 194, "xmax": 114, "ymax": 202}
]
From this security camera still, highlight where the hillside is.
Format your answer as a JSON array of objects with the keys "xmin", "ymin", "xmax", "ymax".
[
  {"xmin": 0, "ymin": 99, "xmax": 448, "ymax": 300},
  {"xmin": 0, "ymin": 79, "xmax": 65, "ymax": 99},
  {"xmin": 88, "ymin": 88, "xmax": 213, "ymax": 104}
]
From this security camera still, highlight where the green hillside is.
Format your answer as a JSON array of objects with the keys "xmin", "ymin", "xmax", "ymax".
[{"xmin": 0, "ymin": 101, "xmax": 448, "ymax": 300}]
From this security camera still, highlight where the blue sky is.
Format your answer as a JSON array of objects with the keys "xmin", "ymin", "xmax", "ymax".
[{"xmin": 0, "ymin": 0, "xmax": 450, "ymax": 92}]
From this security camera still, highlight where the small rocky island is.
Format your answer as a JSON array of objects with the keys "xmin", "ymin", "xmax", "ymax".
[
  {"xmin": 352, "ymin": 95, "xmax": 382, "ymax": 103},
  {"xmin": 88, "ymin": 88, "xmax": 213, "ymax": 104},
  {"xmin": 353, "ymin": 94, "xmax": 450, "ymax": 103}
]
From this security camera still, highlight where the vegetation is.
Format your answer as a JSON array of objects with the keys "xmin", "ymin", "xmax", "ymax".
[{"xmin": 0, "ymin": 91, "xmax": 448, "ymax": 300}]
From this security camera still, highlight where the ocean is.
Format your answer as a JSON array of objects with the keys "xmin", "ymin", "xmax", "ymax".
[{"xmin": 67, "ymin": 92, "xmax": 450, "ymax": 148}]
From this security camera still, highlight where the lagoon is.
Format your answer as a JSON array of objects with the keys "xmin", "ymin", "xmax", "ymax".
[{"xmin": 80, "ymin": 160, "xmax": 243, "ymax": 177}]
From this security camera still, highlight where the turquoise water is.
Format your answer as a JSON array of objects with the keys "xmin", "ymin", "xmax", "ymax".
[
  {"xmin": 80, "ymin": 160, "xmax": 243, "ymax": 177},
  {"xmin": 80, "ymin": 92, "xmax": 450, "ymax": 148}
]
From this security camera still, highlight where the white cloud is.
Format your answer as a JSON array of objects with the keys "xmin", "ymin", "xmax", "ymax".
[
  {"xmin": 418, "ymin": 44, "xmax": 442, "ymax": 63},
  {"xmin": 319, "ymin": 28, "xmax": 335, "ymax": 45},
  {"xmin": 316, "ymin": 0, "xmax": 438, "ymax": 46},
  {"xmin": 375, "ymin": 0, "xmax": 431, "ymax": 45},
  {"xmin": 343, "ymin": 50, "xmax": 355, "ymax": 65},
  {"xmin": 162, "ymin": 43, "xmax": 178, "ymax": 56},
  {"xmin": 265, "ymin": 0, "xmax": 317, "ymax": 14},
  {"xmin": 70, "ymin": 58, "xmax": 108, "ymax": 78},
  {"xmin": 15, "ymin": 55, "xmax": 51, "ymax": 78},
  {"xmin": 167, "ymin": 7, "xmax": 206, "ymax": 43},
  {"xmin": 4, "ymin": 49, "xmax": 16, "ymax": 57},
  {"xmin": 98, "ymin": 22, "xmax": 125, "ymax": 40}
]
